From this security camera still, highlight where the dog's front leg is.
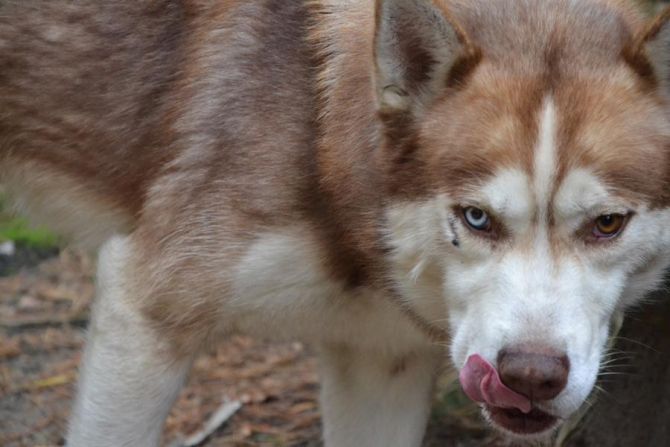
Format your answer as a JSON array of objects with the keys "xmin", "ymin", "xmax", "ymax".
[
  {"xmin": 66, "ymin": 237, "xmax": 194, "ymax": 447},
  {"xmin": 319, "ymin": 345, "xmax": 440, "ymax": 447}
]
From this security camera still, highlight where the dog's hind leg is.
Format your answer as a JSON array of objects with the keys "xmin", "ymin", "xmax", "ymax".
[
  {"xmin": 319, "ymin": 345, "xmax": 440, "ymax": 447},
  {"xmin": 66, "ymin": 236, "xmax": 194, "ymax": 447}
]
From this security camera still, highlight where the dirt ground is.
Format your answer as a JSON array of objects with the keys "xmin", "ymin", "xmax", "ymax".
[{"xmin": 0, "ymin": 249, "xmax": 505, "ymax": 447}]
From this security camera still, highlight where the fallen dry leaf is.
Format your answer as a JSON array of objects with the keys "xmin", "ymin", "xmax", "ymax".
[
  {"xmin": 0, "ymin": 338, "xmax": 20, "ymax": 360},
  {"xmin": 30, "ymin": 373, "xmax": 74, "ymax": 390}
]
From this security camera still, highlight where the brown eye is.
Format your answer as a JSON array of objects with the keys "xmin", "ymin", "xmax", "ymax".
[{"xmin": 593, "ymin": 214, "xmax": 626, "ymax": 239}]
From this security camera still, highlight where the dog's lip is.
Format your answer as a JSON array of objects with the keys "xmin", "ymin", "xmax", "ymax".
[{"xmin": 486, "ymin": 404, "xmax": 558, "ymax": 435}]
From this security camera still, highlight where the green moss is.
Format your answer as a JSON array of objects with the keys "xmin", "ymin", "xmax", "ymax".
[
  {"xmin": 0, "ymin": 216, "xmax": 58, "ymax": 248},
  {"xmin": 0, "ymin": 191, "xmax": 59, "ymax": 248}
]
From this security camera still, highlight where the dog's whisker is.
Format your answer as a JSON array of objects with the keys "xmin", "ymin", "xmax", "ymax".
[
  {"xmin": 611, "ymin": 336, "xmax": 660, "ymax": 353},
  {"xmin": 597, "ymin": 371, "xmax": 631, "ymax": 377}
]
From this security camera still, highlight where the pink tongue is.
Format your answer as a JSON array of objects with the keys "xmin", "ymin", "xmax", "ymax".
[{"xmin": 459, "ymin": 354, "xmax": 532, "ymax": 414}]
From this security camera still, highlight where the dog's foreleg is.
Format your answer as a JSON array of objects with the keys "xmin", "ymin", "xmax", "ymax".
[
  {"xmin": 66, "ymin": 237, "xmax": 193, "ymax": 447},
  {"xmin": 319, "ymin": 345, "xmax": 440, "ymax": 447}
]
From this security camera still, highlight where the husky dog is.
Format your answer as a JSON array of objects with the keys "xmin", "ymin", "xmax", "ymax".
[{"xmin": 2, "ymin": 0, "xmax": 670, "ymax": 445}]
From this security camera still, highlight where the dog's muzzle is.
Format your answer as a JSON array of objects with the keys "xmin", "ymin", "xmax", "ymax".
[{"xmin": 459, "ymin": 352, "xmax": 567, "ymax": 435}]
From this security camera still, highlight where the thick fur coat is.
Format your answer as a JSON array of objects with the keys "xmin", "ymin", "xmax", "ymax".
[{"xmin": 3, "ymin": 0, "xmax": 670, "ymax": 445}]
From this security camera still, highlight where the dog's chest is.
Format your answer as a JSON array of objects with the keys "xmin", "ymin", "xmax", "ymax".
[{"xmin": 227, "ymin": 228, "xmax": 430, "ymax": 354}]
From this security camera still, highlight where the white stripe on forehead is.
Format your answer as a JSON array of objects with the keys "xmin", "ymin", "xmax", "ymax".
[
  {"xmin": 533, "ymin": 97, "xmax": 558, "ymax": 221},
  {"xmin": 467, "ymin": 97, "xmax": 559, "ymax": 236}
]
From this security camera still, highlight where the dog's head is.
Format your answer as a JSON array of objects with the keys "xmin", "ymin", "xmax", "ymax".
[{"xmin": 377, "ymin": 0, "xmax": 670, "ymax": 438}]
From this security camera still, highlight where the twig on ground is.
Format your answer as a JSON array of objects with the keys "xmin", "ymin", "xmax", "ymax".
[
  {"xmin": 0, "ymin": 312, "xmax": 88, "ymax": 330},
  {"xmin": 176, "ymin": 399, "xmax": 243, "ymax": 447}
]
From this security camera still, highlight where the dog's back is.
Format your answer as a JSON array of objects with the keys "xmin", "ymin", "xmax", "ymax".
[
  {"xmin": 0, "ymin": 2, "xmax": 182, "ymax": 239},
  {"xmin": 0, "ymin": 0, "xmax": 319, "ymax": 249}
]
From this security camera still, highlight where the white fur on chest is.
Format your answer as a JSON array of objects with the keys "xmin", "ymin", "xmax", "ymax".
[{"xmin": 228, "ymin": 228, "xmax": 430, "ymax": 354}]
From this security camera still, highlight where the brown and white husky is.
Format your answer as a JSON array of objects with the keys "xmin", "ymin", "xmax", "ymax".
[{"xmin": 2, "ymin": 0, "xmax": 670, "ymax": 445}]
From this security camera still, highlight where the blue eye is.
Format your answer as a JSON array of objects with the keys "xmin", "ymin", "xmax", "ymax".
[{"xmin": 463, "ymin": 207, "xmax": 491, "ymax": 231}]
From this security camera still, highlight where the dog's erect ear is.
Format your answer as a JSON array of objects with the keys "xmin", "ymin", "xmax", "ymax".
[
  {"xmin": 374, "ymin": 0, "xmax": 478, "ymax": 114},
  {"xmin": 631, "ymin": 7, "xmax": 670, "ymax": 93}
]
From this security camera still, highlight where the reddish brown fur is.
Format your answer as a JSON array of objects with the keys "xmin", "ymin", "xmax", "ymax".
[
  {"xmin": 2, "ymin": 0, "xmax": 670, "ymax": 351},
  {"xmin": 0, "ymin": 1, "xmax": 192, "ymax": 217}
]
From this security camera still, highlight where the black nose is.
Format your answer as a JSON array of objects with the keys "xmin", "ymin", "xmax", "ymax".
[{"xmin": 497, "ymin": 348, "xmax": 570, "ymax": 401}]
